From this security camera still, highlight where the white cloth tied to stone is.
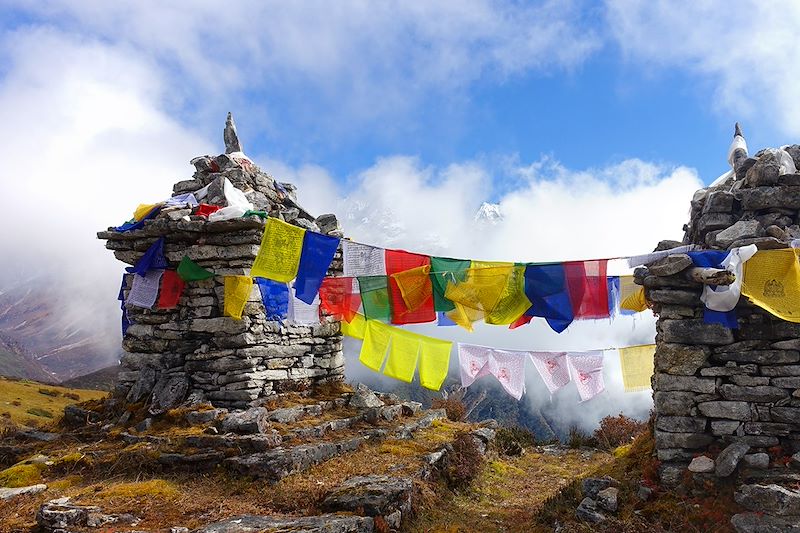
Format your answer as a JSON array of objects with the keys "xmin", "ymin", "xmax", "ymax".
[
  {"xmin": 701, "ymin": 244, "xmax": 758, "ymax": 312},
  {"xmin": 126, "ymin": 270, "xmax": 164, "ymax": 309},
  {"xmin": 342, "ymin": 241, "xmax": 387, "ymax": 277},
  {"xmin": 164, "ymin": 192, "xmax": 199, "ymax": 208},
  {"xmin": 565, "ymin": 351, "xmax": 606, "ymax": 402},
  {"xmin": 529, "ymin": 352, "xmax": 571, "ymax": 394},
  {"xmin": 458, "ymin": 343, "xmax": 526, "ymax": 400},
  {"xmin": 627, "ymin": 244, "xmax": 698, "ymax": 268},
  {"xmin": 208, "ymin": 178, "xmax": 254, "ymax": 222}
]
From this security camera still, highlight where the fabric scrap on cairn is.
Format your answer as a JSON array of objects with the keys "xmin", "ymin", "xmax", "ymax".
[
  {"xmin": 255, "ymin": 278, "xmax": 290, "ymax": 322},
  {"xmin": 126, "ymin": 237, "xmax": 169, "ymax": 276},
  {"xmin": 157, "ymin": 270, "xmax": 185, "ymax": 309},
  {"xmin": 127, "ymin": 269, "xmax": 164, "ymax": 309},
  {"xmin": 224, "ymin": 275, "xmax": 253, "ymax": 320},
  {"xmin": 742, "ymin": 248, "xmax": 800, "ymax": 323},
  {"xmin": 176, "ymin": 256, "xmax": 215, "ymax": 281}
]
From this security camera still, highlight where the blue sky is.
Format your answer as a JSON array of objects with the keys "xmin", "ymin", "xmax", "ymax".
[{"xmin": 2, "ymin": 0, "xmax": 800, "ymax": 426}]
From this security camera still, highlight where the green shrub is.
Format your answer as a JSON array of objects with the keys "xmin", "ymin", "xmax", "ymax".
[
  {"xmin": 431, "ymin": 397, "xmax": 466, "ymax": 422},
  {"xmin": 567, "ymin": 425, "xmax": 597, "ymax": 449},
  {"xmin": 38, "ymin": 388, "xmax": 60, "ymax": 397},
  {"xmin": 26, "ymin": 407, "xmax": 54, "ymax": 419},
  {"xmin": 495, "ymin": 426, "xmax": 536, "ymax": 455}
]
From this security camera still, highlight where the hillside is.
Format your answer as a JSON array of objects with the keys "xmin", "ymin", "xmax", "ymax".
[
  {"xmin": 0, "ymin": 342, "xmax": 54, "ymax": 383},
  {"xmin": 0, "ymin": 377, "xmax": 107, "ymax": 426},
  {"xmin": 61, "ymin": 365, "xmax": 118, "ymax": 391}
]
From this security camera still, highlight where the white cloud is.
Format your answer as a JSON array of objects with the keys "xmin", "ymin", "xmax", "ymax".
[{"xmin": 606, "ymin": 0, "xmax": 800, "ymax": 136}]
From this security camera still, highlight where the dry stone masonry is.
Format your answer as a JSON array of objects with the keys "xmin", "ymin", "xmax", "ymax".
[
  {"xmin": 642, "ymin": 125, "xmax": 800, "ymax": 530},
  {"xmin": 98, "ymin": 114, "xmax": 346, "ymax": 410}
]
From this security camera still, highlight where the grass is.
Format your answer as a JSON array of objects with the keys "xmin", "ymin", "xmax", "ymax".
[{"xmin": 0, "ymin": 377, "xmax": 107, "ymax": 426}]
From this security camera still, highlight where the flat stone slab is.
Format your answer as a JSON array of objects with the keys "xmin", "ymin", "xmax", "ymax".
[
  {"xmin": 194, "ymin": 514, "xmax": 374, "ymax": 533},
  {"xmin": 321, "ymin": 475, "xmax": 413, "ymax": 517},
  {"xmin": 0, "ymin": 484, "xmax": 47, "ymax": 500}
]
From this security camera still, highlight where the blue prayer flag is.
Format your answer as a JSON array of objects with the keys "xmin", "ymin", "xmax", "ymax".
[
  {"xmin": 523, "ymin": 264, "xmax": 574, "ymax": 333},
  {"xmin": 118, "ymin": 275, "xmax": 131, "ymax": 336},
  {"xmin": 688, "ymin": 250, "xmax": 738, "ymax": 329},
  {"xmin": 295, "ymin": 232, "xmax": 341, "ymax": 304},
  {"xmin": 255, "ymin": 277, "xmax": 290, "ymax": 322},
  {"xmin": 113, "ymin": 207, "xmax": 161, "ymax": 232},
  {"xmin": 126, "ymin": 237, "xmax": 169, "ymax": 276}
]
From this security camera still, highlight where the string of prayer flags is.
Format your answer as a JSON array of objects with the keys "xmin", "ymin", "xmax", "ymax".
[
  {"xmin": 392, "ymin": 265, "xmax": 433, "ymax": 312},
  {"xmin": 343, "ymin": 241, "xmax": 386, "ymax": 277},
  {"xmin": 618, "ymin": 345, "xmax": 655, "ymax": 392},
  {"xmin": 255, "ymin": 278, "xmax": 290, "ymax": 322},
  {"xmin": 127, "ymin": 269, "xmax": 163, "ymax": 309},
  {"xmin": 195, "ymin": 204, "xmax": 221, "ymax": 218},
  {"xmin": 252, "ymin": 217, "xmax": 306, "ymax": 282},
  {"xmin": 134, "ymin": 203, "xmax": 161, "ymax": 221},
  {"xmin": 359, "ymin": 320, "xmax": 392, "ymax": 371},
  {"xmin": 386, "ymin": 250, "xmax": 436, "ymax": 324},
  {"xmin": 565, "ymin": 260, "xmax": 609, "ymax": 320},
  {"xmin": 358, "ymin": 276, "xmax": 392, "ymax": 321},
  {"xmin": 126, "ymin": 237, "xmax": 168, "ymax": 276},
  {"xmin": 157, "ymin": 270, "xmax": 185, "ymax": 309},
  {"xmin": 224, "ymin": 276, "xmax": 253, "ymax": 320},
  {"xmin": 742, "ymin": 248, "xmax": 800, "ymax": 323},
  {"xmin": 177, "ymin": 256, "xmax": 214, "ymax": 282},
  {"xmin": 529, "ymin": 352, "xmax": 571, "ymax": 394},
  {"xmin": 458, "ymin": 344, "xmax": 527, "ymax": 400},
  {"xmin": 566, "ymin": 351, "xmax": 605, "ymax": 401},
  {"xmin": 445, "ymin": 261, "xmax": 513, "ymax": 331},
  {"xmin": 430, "ymin": 257, "xmax": 470, "ymax": 312},
  {"xmin": 319, "ymin": 277, "xmax": 361, "ymax": 322},
  {"xmin": 383, "ymin": 329, "xmax": 421, "ymax": 383},
  {"xmin": 288, "ymin": 285, "xmax": 320, "ymax": 325},
  {"xmin": 523, "ymin": 264, "xmax": 574, "ymax": 333},
  {"xmin": 295, "ymin": 232, "xmax": 341, "ymax": 304}
]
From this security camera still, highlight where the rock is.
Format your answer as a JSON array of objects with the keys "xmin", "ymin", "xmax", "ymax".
[
  {"xmin": 735, "ymin": 484, "xmax": 800, "ymax": 516},
  {"xmin": 731, "ymin": 512, "xmax": 800, "ymax": 533},
  {"xmin": 576, "ymin": 497, "xmax": 606, "ymax": 523},
  {"xmin": 596, "ymin": 487, "xmax": 618, "ymax": 512},
  {"xmin": 714, "ymin": 220, "xmax": 762, "ymax": 248},
  {"xmin": 739, "ymin": 186, "xmax": 800, "ymax": 210},
  {"xmin": 63, "ymin": 405, "xmax": 101, "ymax": 427},
  {"xmin": 720, "ymin": 385, "xmax": 789, "ymax": 403},
  {"xmin": 713, "ymin": 350, "xmax": 800, "ymax": 364},
  {"xmin": 223, "ymin": 112, "xmax": 242, "ymax": 154},
  {"xmin": 0, "ymin": 484, "xmax": 47, "ymax": 500},
  {"xmin": 743, "ymin": 453, "xmax": 770, "ymax": 469},
  {"xmin": 715, "ymin": 442, "xmax": 751, "ymax": 477},
  {"xmin": 582, "ymin": 477, "xmax": 616, "ymax": 499},
  {"xmin": 654, "ymin": 391, "xmax": 696, "ymax": 416},
  {"xmin": 186, "ymin": 408, "xmax": 228, "ymax": 425},
  {"xmin": 654, "ymin": 374, "xmax": 716, "ymax": 394},
  {"xmin": 659, "ymin": 319, "xmax": 734, "ymax": 345},
  {"xmin": 126, "ymin": 366, "xmax": 157, "ymax": 403},
  {"xmin": 195, "ymin": 514, "xmax": 374, "ymax": 533},
  {"xmin": 470, "ymin": 428, "xmax": 496, "ymax": 455},
  {"xmin": 655, "ymin": 431, "xmax": 713, "ymax": 449},
  {"xmin": 655, "ymin": 344, "xmax": 710, "ymax": 376},
  {"xmin": 703, "ymin": 191, "xmax": 735, "ymax": 214},
  {"xmin": 648, "ymin": 254, "xmax": 693, "ymax": 276},
  {"xmin": 698, "ymin": 401, "xmax": 753, "ymax": 421},
  {"xmin": 219, "ymin": 408, "xmax": 270, "ymax": 435},
  {"xmin": 36, "ymin": 498, "xmax": 100, "ymax": 530},
  {"xmin": 348, "ymin": 384, "xmax": 384, "ymax": 409},
  {"xmin": 637, "ymin": 485, "xmax": 653, "ymax": 501},
  {"xmin": 149, "ymin": 375, "xmax": 189, "ymax": 415},
  {"xmin": 315, "ymin": 214, "xmax": 341, "ymax": 235},
  {"xmin": 688, "ymin": 456, "xmax": 715, "ymax": 473},
  {"xmin": 135, "ymin": 418, "xmax": 152, "ymax": 432},
  {"xmin": 744, "ymin": 150, "xmax": 781, "ymax": 187},
  {"xmin": 321, "ymin": 475, "xmax": 412, "ymax": 519}
]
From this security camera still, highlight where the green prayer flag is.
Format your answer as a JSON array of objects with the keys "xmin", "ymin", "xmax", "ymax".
[
  {"xmin": 242, "ymin": 210, "xmax": 268, "ymax": 220},
  {"xmin": 177, "ymin": 256, "xmax": 215, "ymax": 282},
  {"xmin": 358, "ymin": 275, "xmax": 391, "ymax": 321},
  {"xmin": 430, "ymin": 257, "xmax": 471, "ymax": 312}
]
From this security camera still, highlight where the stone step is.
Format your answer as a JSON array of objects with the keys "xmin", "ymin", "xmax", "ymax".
[
  {"xmin": 321, "ymin": 475, "xmax": 413, "ymax": 531},
  {"xmin": 183, "ymin": 432, "xmax": 282, "ymax": 453},
  {"xmin": 284, "ymin": 403, "xmax": 411, "ymax": 441},
  {"xmin": 194, "ymin": 514, "xmax": 373, "ymax": 533}
]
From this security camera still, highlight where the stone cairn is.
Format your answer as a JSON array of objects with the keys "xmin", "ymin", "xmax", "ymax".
[
  {"xmin": 642, "ymin": 124, "xmax": 800, "ymax": 530},
  {"xmin": 98, "ymin": 114, "xmax": 346, "ymax": 411}
]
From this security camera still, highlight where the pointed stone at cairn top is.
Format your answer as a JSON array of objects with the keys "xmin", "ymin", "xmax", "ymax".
[
  {"xmin": 734, "ymin": 122, "xmax": 743, "ymax": 139},
  {"xmin": 223, "ymin": 112, "xmax": 243, "ymax": 154}
]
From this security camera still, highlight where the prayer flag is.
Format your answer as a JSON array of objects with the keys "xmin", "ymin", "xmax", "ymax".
[
  {"xmin": 529, "ymin": 352, "xmax": 571, "ymax": 394},
  {"xmin": 114, "ymin": 206, "xmax": 161, "ymax": 232},
  {"xmin": 483, "ymin": 264, "xmax": 531, "ymax": 325},
  {"xmin": 127, "ymin": 269, "xmax": 163, "ymax": 309},
  {"xmin": 342, "ymin": 241, "xmax": 386, "ymax": 277},
  {"xmin": 564, "ymin": 260, "xmax": 609, "ymax": 320},
  {"xmin": 177, "ymin": 256, "xmax": 214, "ymax": 282},
  {"xmin": 618, "ymin": 345, "xmax": 655, "ymax": 392},
  {"xmin": 523, "ymin": 263, "xmax": 574, "ymax": 333},
  {"xmin": 341, "ymin": 313, "xmax": 367, "ymax": 340},
  {"xmin": 195, "ymin": 204, "xmax": 221, "ymax": 218},
  {"xmin": 430, "ymin": 257, "xmax": 470, "ymax": 312},
  {"xmin": 358, "ymin": 276, "xmax": 392, "ymax": 321},
  {"xmin": 164, "ymin": 193, "xmax": 198, "ymax": 207},
  {"xmin": 359, "ymin": 320, "xmax": 392, "ymax": 371},
  {"xmin": 445, "ymin": 261, "xmax": 513, "ymax": 331},
  {"xmin": 288, "ymin": 286, "xmax": 320, "ymax": 325},
  {"xmin": 126, "ymin": 237, "xmax": 169, "ymax": 276},
  {"xmin": 437, "ymin": 312, "xmax": 457, "ymax": 326},
  {"xmin": 255, "ymin": 278, "xmax": 290, "ymax": 322},
  {"xmin": 457, "ymin": 344, "xmax": 526, "ymax": 400},
  {"xmin": 157, "ymin": 270, "xmax": 185, "ymax": 309},
  {"xmin": 509, "ymin": 315, "xmax": 533, "ymax": 330},
  {"xmin": 134, "ymin": 203, "xmax": 160, "ymax": 221},
  {"xmin": 742, "ymin": 249, "xmax": 800, "ymax": 323},
  {"xmin": 242, "ymin": 210, "xmax": 268, "ymax": 219},
  {"xmin": 383, "ymin": 329, "xmax": 420, "ymax": 383},
  {"xmin": 319, "ymin": 277, "xmax": 361, "ymax": 322},
  {"xmin": 386, "ymin": 250, "xmax": 435, "ymax": 324},
  {"xmin": 566, "ymin": 351, "xmax": 605, "ymax": 401},
  {"xmin": 295, "ymin": 232, "xmax": 341, "ymax": 304},
  {"xmin": 392, "ymin": 265, "xmax": 433, "ymax": 311},
  {"xmin": 689, "ymin": 250, "xmax": 739, "ymax": 328},
  {"xmin": 418, "ymin": 336, "xmax": 452, "ymax": 391},
  {"xmin": 118, "ymin": 275, "xmax": 131, "ymax": 335},
  {"xmin": 619, "ymin": 276, "xmax": 648, "ymax": 313},
  {"xmin": 224, "ymin": 276, "xmax": 253, "ymax": 320},
  {"xmin": 251, "ymin": 217, "xmax": 306, "ymax": 282}
]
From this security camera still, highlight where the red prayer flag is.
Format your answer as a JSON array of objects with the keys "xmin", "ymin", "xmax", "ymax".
[
  {"xmin": 195, "ymin": 204, "xmax": 222, "ymax": 218},
  {"xmin": 385, "ymin": 249, "xmax": 436, "ymax": 324},
  {"xmin": 158, "ymin": 270, "xmax": 185, "ymax": 309},
  {"xmin": 319, "ymin": 277, "xmax": 361, "ymax": 322},
  {"xmin": 564, "ymin": 260, "xmax": 609, "ymax": 319},
  {"xmin": 509, "ymin": 314, "xmax": 533, "ymax": 330}
]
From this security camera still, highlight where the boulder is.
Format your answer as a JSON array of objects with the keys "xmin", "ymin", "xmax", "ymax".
[
  {"xmin": 149, "ymin": 375, "xmax": 189, "ymax": 415},
  {"xmin": 349, "ymin": 384, "xmax": 384, "ymax": 409},
  {"xmin": 126, "ymin": 366, "xmax": 157, "ymax": 403},
  {"xmin": 219, "ymin": 408, "xmax": 270, "ymax": 435},
  {"xmin": 596, "ymin": 487, "xmax": 619, "ymax": 512},
  {"xmin": 576, "ymin": 497, "xmax": 606, "ymax": 523},
  {"xmin": 321, "ymin": 475, "xmax": 413, "ymax": 520},
  {"xmin": 582, "ymin": 477, "xmax": 616, "ymax": 499},
  {"xmin": 735, "ymin": 484, "xmax": 800, "ymax": 516},
  {"xmin": 731, "ymin": 512, "xmax": 800, "ymax": 533},
  {"xmin": 713, "ymin": 220, "xmax": 761, "ymax": 248},
  {"xmin": 0, "ymin": 484, "xmax": 47, "ymax": 500},
  {"xmin": 688, "ymin": 456, "xmax": 715, "ymax": 473},
  {"xmin": 716, "ymin": 442, "xmax": 751, "ymax": 478}
]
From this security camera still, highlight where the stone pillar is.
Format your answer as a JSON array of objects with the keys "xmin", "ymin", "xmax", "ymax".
[
  {"xmin": 99, "ymin": 116, "xmax": 345, "ymax": 411},
  {"xmin": 646, "ymin": 138, "xmax": 800, "ymax": 485}
]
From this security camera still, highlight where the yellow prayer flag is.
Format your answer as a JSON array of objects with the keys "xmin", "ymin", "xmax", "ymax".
[
  {"xmin": 251, "ymin": 218, "xmax": 306, "ymax": 282},
  {"xmin": 742, "ymin": 249, "xmax": 800, "ymax": 322},
  {"xmin": 224, "ymin": 276, "xmax": 253, "ymax": 320},
  {"xmin": 620, "ymin": 276, "xmax": 648, "ymax": 313},
  {"xmin": 341, "ymin": 313, "xmax": 367, "ymax": 340},
  {"xmin": 619, "ymin": 345, "xmax": 655, "ymax": 392},
  {"xmin": 445, "ymin": 261, "xmax": 513, "ymax": 330},
  {"xmin": 133, "ymin": 203, "xmax": 160, "ymax": 221},
  {"xmin": 418, "ymin": 336, "xmax": 452, "ymax": 391},
  {"xmin": 392, "ymin": 265, "xmax": 432, "ymax": 311},
  {"xmin": 359, "ymin": 320, "xmax": 392, "ymax": 371},
  {"xmin": 484, "ymin": 264, "xmax": 531, "ymax": 325},
  {"xmin": 383, "ymin": 329, "xmax": 420, "ymax": 383}
]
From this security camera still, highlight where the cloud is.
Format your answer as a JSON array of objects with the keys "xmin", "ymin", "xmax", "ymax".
[{"xmin": 606, "ymin": 0, "xmax": 800, "ymax": 136}]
